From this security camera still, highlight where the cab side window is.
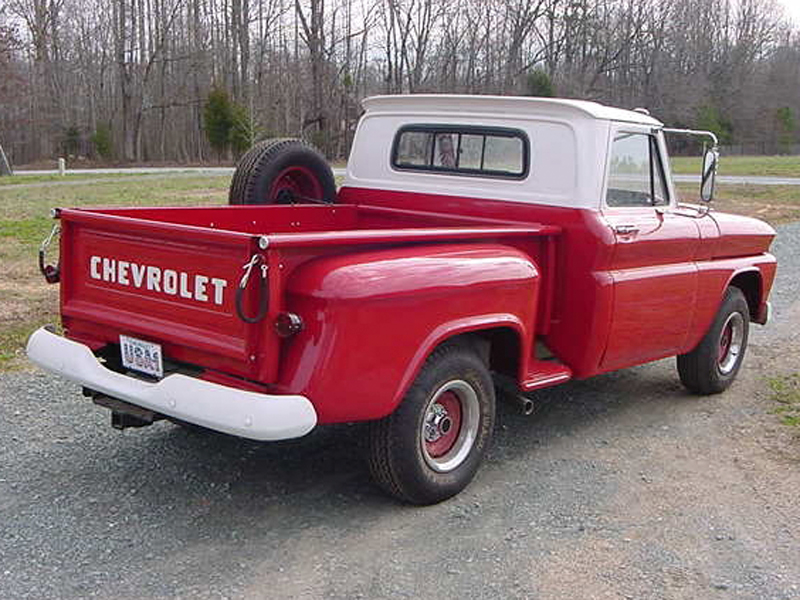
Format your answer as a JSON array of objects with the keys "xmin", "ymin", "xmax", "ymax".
[{"xmin": 606, "ymin": 132, "xmax": 669, "ymax": 207}]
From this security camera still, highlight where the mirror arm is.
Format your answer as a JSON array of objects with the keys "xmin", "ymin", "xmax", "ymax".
[
  {"xmin": 662, "ymin": 127, "xmax": 719, "ymax": 204},
  {"xmin": 662, "ymin": 127, "xmax": 719, "ymax": 148}
]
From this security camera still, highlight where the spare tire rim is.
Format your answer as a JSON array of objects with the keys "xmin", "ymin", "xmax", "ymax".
[
  {"xmin": 421, "ymin": 380, "xmax": 480, "ymax": 473},
  {"xmin": 718, "ymin": 312, "xmax": 744, "ymax": 375},
  {"xmin": 268, "ymin": 165, "xmax": 324, "ymax": 203}
]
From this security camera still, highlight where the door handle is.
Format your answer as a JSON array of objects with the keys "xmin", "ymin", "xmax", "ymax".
[{"xmin": 614, "ymin": 224, "xmax": 639, "ymax": 235}]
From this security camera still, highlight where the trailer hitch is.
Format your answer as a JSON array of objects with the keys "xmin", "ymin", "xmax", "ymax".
[
  {"xmin": 38, "ymin": 224, "xmax": 61, "ymax": 284},
  {"xmin": 235, "ymin": 254, "xmax": 269, "ymax": 324}
]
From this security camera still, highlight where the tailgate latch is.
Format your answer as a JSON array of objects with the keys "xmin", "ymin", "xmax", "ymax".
[
  {"xmin": 235, "ymin": 254, "xmax": 269, "ymax": 324},
  {"xmin": 38, "ymin": 224, "xmax": 61, "ymax": 284}
]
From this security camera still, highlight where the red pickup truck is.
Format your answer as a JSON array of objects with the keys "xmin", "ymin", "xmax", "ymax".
[{"xmin": 28, "ymin": 95, "xmax": 776, "ymax": 504}]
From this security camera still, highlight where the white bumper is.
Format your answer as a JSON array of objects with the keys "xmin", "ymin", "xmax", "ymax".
[{"xmin": 26, "ymin": 327, "xmax": 317, "ymax": 441}]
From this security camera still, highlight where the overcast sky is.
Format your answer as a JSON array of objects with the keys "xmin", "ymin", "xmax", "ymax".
[{"xmin": 778, "ymin": 0, "xmax": 800, "ymax": 25}]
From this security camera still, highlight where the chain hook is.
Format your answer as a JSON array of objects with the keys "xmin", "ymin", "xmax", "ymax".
[
  {"xmin": 240, "ymin": 254, "xmax": 261, "ymax": 288},
  {"xmin": 235, "ymin": 254, "xmax": 269, "ymax": 324},
  {"xmin": 39, "ymin": 224, "xmax": 61, "ymax": 284}
]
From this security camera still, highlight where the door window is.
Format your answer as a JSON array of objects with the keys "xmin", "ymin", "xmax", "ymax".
[{"xmin": 606, "ymin": 132, "xmax": 670, "ymax": 207}]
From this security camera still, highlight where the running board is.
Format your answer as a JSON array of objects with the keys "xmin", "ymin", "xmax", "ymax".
[{"xmin": 521, "ymin": 360, "xmax": 572, "ymax": 391}]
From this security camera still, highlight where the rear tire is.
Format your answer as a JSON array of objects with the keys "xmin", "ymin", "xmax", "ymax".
[
  {"xmin": 228, "ymin": 138, "xmax": 336, "ymax": 205},
  {"xmin": 677, "ymin": 286, "xmax": 749, "ymax": 395},
  {"xmin": 368, "ymin": 342, "xmax": 495, "ymax": 505}
]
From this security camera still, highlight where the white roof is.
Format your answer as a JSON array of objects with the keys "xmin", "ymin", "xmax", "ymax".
[{"xmin": 362, "ymin": 94, "xmax": 663, "ymax": 126}]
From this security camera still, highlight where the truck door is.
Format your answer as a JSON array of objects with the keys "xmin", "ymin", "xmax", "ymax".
[{"xmin": 600, "ymin": 126, "xmax": 700, "ymax": 371}]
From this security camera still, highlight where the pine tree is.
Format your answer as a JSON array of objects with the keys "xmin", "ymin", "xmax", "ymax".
[{"xmin": 204, "ymin": 88, "xmax": 235, "ymax": 161}]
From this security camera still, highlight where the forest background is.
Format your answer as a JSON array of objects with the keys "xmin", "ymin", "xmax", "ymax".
[{"xmin": 0, "ymin": 0, "xmax": 798, "ymax": 164}]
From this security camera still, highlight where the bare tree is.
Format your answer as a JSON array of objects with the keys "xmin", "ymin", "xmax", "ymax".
[{"xmin": 1, "ymin": 0, "xmax": 797, "ymax": 164}]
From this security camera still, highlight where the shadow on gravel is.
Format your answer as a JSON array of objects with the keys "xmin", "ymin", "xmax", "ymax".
[{"xmin": 491, "ymin": 360, "xmax": 695, "ymax": 456}]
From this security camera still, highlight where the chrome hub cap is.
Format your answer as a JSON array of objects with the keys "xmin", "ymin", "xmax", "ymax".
[
  {"xmin": 718, "ymin": 312, "xmax": 745, "ymax": 375},
  {"xmin": 421, "ymin": 380, "xmax": 480, "ymax": 473}
]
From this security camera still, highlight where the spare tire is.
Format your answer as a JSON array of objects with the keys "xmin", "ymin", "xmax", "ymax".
[{"xmin": 228, "ymin": 138, "xmax": 336, "ymax": 205}]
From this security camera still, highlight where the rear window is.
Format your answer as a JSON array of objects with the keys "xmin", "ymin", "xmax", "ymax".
[{"xmin": 392, "ymin": 125, "xmax": 529, "ymax": 179}]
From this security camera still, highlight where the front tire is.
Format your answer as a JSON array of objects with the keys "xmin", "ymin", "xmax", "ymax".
[
  {"xmin": 677, "ymin": 286, "xmax": 750, "ymax": 395},
  {"xmin": 368, "ymin": 342, "xmax": 495, "ymax": 505}
]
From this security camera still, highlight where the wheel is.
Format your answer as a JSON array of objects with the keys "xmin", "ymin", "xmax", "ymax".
[
  {"xmin": 368, "ymin": 342, "xmax": 496, "ymax": 505},
  {"xmin": 228, "ymin": 138, "xmax": 336, "ymax": 205},
  {"xmin": 677, "ymin": 286, "xmax": 750, "ymax": 395}
]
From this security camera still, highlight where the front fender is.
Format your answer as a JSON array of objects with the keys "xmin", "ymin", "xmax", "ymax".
[
  {"xmin": 275, "ymin": 243, "xmax": 539, "ymax": 423},
  {"xmin": 686, "ymin": 253, "xmax": 777, "ymax": 351}
]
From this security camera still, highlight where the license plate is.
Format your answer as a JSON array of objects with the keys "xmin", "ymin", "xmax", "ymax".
[{"xmin": 120, "ymin": 335, "xmax": 163, "ymax": 379}]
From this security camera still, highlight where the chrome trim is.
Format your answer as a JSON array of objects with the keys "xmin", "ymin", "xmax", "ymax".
[{"xmin": 421, "ymin": 379, "xmax": 481, "ymax": 473}]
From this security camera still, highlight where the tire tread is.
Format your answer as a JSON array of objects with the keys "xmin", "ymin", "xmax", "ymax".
[
  {"xmin": 367, "ymin": 342, "xmax": 495, "ymax": 505},
  {"xmin": 228, "ymin": 138, "xmax": 335, "ymax": 205},
  {"xmin": 677, "ymin": 286, "xmax": 749, "ymax": 395}
]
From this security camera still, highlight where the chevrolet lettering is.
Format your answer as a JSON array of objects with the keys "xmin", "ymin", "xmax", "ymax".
[
  {"xmin": 88, "ymin": 255, "xmax": 228, "ymax": 305},
  {"xmin": 27, "ymin": 95, "xmax": 777, "ymax": 505}
]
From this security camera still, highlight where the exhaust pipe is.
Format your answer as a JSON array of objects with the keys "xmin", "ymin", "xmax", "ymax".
[
  {"xmin": 512, "ymin": 394, "xmax": 535, "ymax": 416},
  {"xmin": 494, "ymin": 374, "xmax": 536, "ymax": 416}
]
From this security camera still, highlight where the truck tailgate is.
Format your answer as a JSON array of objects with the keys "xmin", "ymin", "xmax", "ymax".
[{"xmin": 58, "ymin": 208, "xmax": 276, "ymax": 381}]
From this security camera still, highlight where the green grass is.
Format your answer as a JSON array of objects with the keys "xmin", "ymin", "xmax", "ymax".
[
  {"xmin": 671, "ymin": 155, "xmax": 800, "ymax": 177},
  {"xmin": 0, "ymin": 172, "xmax": 167, "ymax": 186},
  {"xmin": 0, "ymin": 216, "xmax": 54, "ymax": 245},
  {"xmin": 767, "ymin": 374, "xmax": 800, "ymax": 427},
  {"xmin": 0, "ymin": 174, "xmax": 228, "ymax": 221}
]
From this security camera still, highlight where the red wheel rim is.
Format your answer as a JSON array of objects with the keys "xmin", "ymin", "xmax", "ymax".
[
  {"xmin": 268, "ymin": 166, "xmax": 323, "ymax": 202},
  {"xmin": 425, "ymin": 391, "xmax": 463, "ymax": 458}
]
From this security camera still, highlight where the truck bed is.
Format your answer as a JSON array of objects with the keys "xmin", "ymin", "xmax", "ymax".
[{"xmin": 57, "ymin": 203, "xmax": 559, "ymax": 388}]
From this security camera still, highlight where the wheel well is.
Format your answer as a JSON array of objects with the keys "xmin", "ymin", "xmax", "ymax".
[
  {"xmin": 467, "ymin": 327, "xmax": 522, "ymax": 380},
  {"xmin": 426, "ymin": 328, "xmax": 522, "ymax": 386},
  {"xmin": 729, "ymin": 271, "xmax": 761, "ymax": 320}
]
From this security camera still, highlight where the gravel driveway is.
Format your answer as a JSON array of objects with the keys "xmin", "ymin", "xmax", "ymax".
[{"xmin": 2, "ymin": 223, "xmax": 799, "ymax": 600}]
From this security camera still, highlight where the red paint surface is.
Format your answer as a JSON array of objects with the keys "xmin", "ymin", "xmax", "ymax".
[{"xmin": 56, "ymin": 186, "xmax": 776, "ymax": 425}]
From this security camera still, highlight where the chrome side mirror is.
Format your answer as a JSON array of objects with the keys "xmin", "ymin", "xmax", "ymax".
[{"xmin": 700, "ymin": 147, "xmax": 718, "ymax": 202}]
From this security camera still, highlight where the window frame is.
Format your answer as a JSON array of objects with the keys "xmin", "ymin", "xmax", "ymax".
[
  {"xmin": 604, "ymin": 128, "xmax": 672, "ymax": 210},
  {"xmin": 390, "ymin": 124, "xmax": 531, "ymax": 180},
  {"xmin": 648, "ymin": 135, "xmax": 670, "ymax": 207}
]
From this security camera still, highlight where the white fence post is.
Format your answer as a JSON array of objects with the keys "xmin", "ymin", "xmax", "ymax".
[{"xmin": 0, "ymin": 143, "xmax": 12, "ymax": 176}]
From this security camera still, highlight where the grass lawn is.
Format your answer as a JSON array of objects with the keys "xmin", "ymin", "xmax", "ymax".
[
  {"xmin": 0, "ymin": 172, "xmax": 798, "ymax": 370},
  {"xmin": 670, "ymin": 154, "xmax": 800, "ymax": 177},
  {"xmin": 0, "ymin": 172, "xmax": 164, "ymax": 186}
]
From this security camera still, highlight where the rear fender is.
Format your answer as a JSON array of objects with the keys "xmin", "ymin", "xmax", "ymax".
[{"xmin": 276, "ymin": 243, "xmax": 539, "ymax": 423}]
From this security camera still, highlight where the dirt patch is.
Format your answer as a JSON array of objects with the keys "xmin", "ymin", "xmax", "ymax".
[
  {"xmin": 676, "ymin": 184, "xmax": 800, "ymax": 225},
  {"xmin": 716, "ymin": 199, "xmax": 800, "ymax": 224}
]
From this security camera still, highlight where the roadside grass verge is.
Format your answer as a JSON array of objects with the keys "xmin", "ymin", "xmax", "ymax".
[
  {"xmin": 767, "ymin": 374, "xmax": 800, "ymax": 428},
  {"xmin": 670, "ymin": 155, "xmax": 800, "ymax": 177},
  {"xmin": 0, "ymin": 172, "xmax": 157, "ymax": 186}
]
